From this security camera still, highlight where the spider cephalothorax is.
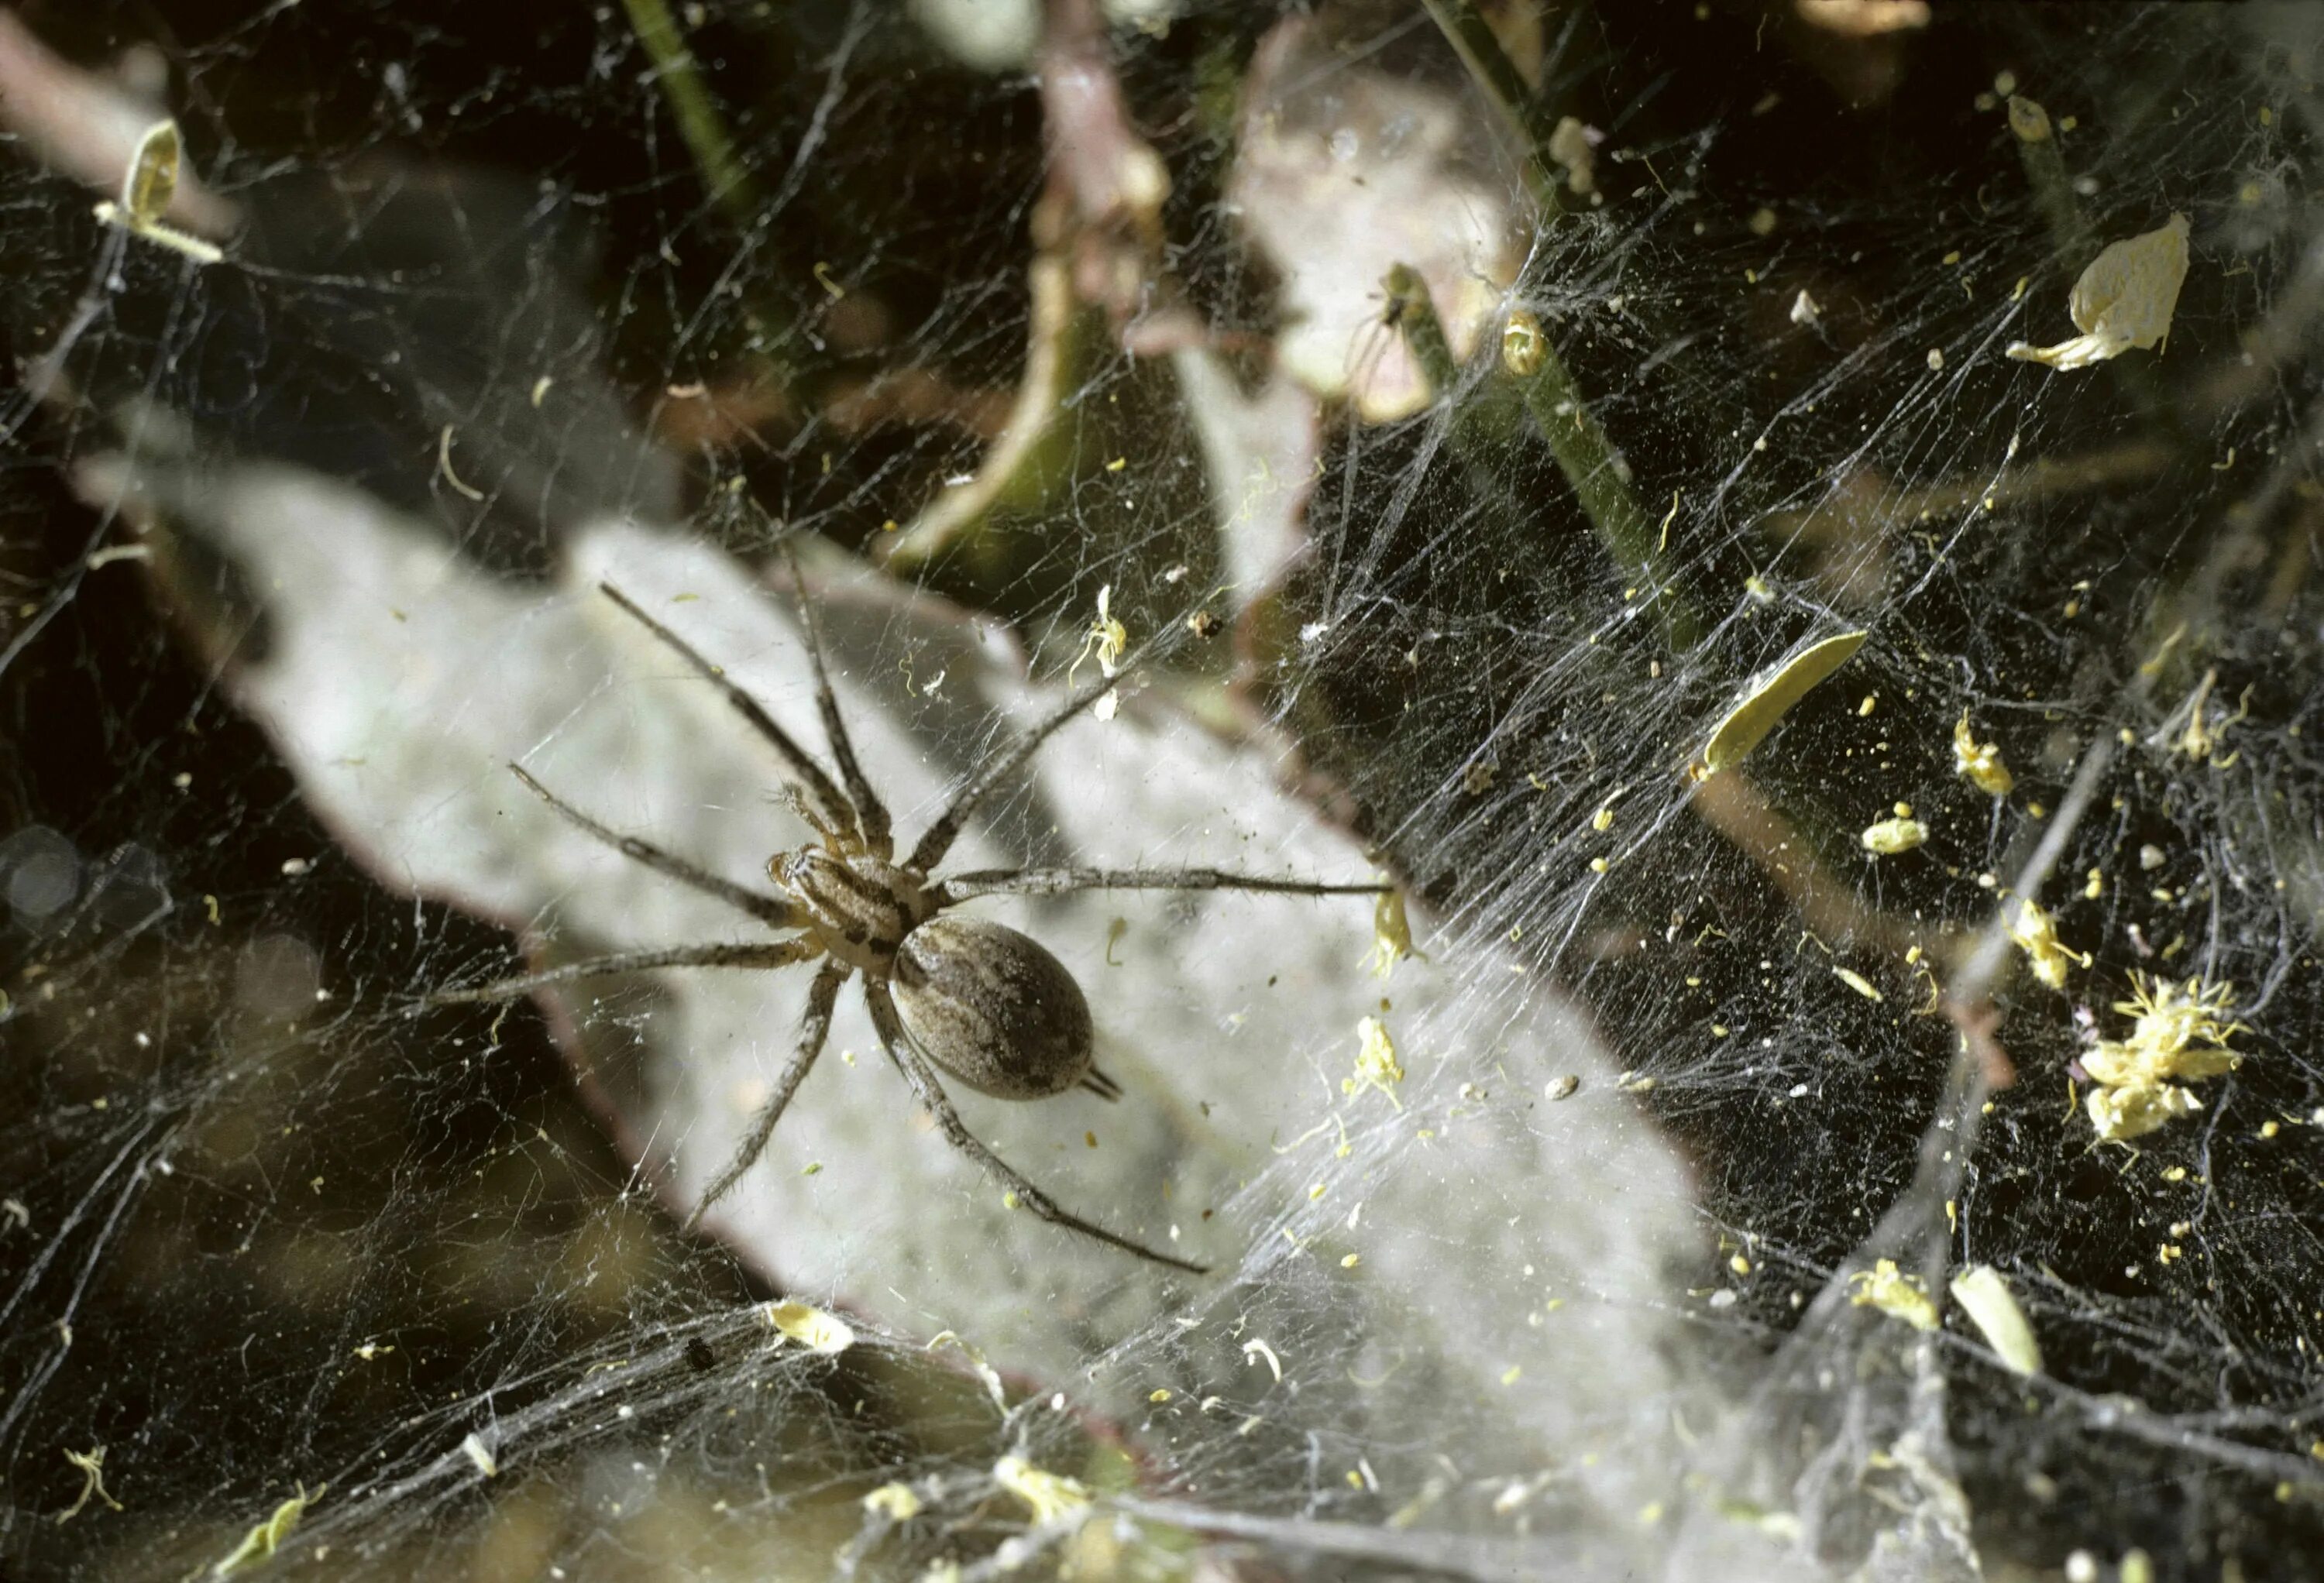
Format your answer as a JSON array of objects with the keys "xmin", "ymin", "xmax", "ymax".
[
  {"xmin": 774, "ymin": 846, "xmax": 932, "ymax": 971},
  {"xmin": 433, "ymin": 566, "xmax": 1384, "ymax": 1271}
]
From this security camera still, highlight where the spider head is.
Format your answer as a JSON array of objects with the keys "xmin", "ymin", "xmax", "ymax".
[{"xmin": 773, "ymin": 845, "xmax": 937, "ymax": 976}]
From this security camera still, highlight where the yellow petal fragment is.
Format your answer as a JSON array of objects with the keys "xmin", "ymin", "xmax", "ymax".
[
  {"xmin": 2008, "ymin": 898, "xmax": 2086, "ymax": 989},
  {"xmin": 1698, "ymin": 631, "xmax": 1868, "ymax": 778},
  {"xmin": 1501, "ymin": 308, "xmax": 1546, "ymax": 375},
  {"xmin": 211, "ymin": 1485, "xmax": 322, "ymax": 1577},
  {"xmin": 1848, "ymin": 1259, "xmax": 1939, "ymax": 1331},
  {"xmin": 1343, "ymin": 1016, "xmax": 1406, "ymax": 1109},
  {"xmin": 928, "ymin": 1330, "xmax": 1006, "ymax": 1406},
  {"xmin": 2086, "ymin": 1080, "xmax": 2202, "ymax": 1142},
  {"xmin": 459, "ymin": 1432, "xmax": 497, "ymax": 1478},
  {"xmin": 1367, "ymin": 888, "xmax": 1415, "ymax": 977},
  {"xmin": 1860, "ymin": 816, "xmax": 1927, "ymax": 854},
  {"xmin": 1834, "ymin": 967, "xmax": 1884, "ymax": 1001},
  {"xmin": 1953, "ymin": 713, "xmax": 2013, "ymax": 795},
  {"xmin": 1948, "ymin": 1265, "xmax": 2043, "ymax": 1376},
  {"xmin": 2079, "ymin": 973, "xmax": 2245, "ymax": 1141},
  {"xmin": 2007, "ymin": 213, "xmax": 2189, "ymax": 370},
  {"xmin": 994, "ymin": 1454, "xmax": 1092, "ymax": 1526},
  {"xmin": 863, "ymin": 1482, "xmax": 923, "ymax": 1521},
  {"xmin": 764, "ymin": 1300, "xmax": 855, "ymax": 1355},
  {"xmin": 93, "ymin": 118, "xmax": 225, "ymax": 265},
  {"xmin": 120, "ymin": 118, "xmax": 182, "ymax": 225},
  {"xmin": 1067, "ymin": 585, "xmax": 1129, "ymax": 721}
]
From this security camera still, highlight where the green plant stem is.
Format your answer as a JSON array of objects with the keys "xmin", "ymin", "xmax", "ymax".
[
  {"xmin": 621, "ymin": 0, "xmax": 762, "ymax": 221},
  {"xmin": 1383, "ymin": 265, "xmax": 1461, "ymax": 397},
  {"xmin": 2006, "ymin": 96, "xmax": 2091, "ymax": 273},
  {"xmin": 1419, "ymin": 0, "xmax": 1563, "ymax": 218},
  {"xmin": 1385, "ymin": 266, "xmax": 1701, "ymax": 651}
]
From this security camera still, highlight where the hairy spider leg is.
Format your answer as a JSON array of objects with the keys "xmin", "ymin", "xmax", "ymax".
[
  {"xmin": 864, "ymin": 982, "xmax": 1207, "ymax": 1274},
  {"xmin": 685, "ymin": 957, "xmax": 848, "ymax": 1230},
  {"xmin": 903, "ymin": 630, "xmax": 1147, "ymax": 873},
  {"xmin": 779, "ymin": 543, "xmax": 893, "ymax": 859},
  {"xmin": 932, "ymin": 866, "xmax": 1389, "ymax": 907},
  {"xmin": 509, "ymin": 764, "xmax": 796, "ymax": 929},
  {"xmin": 598, "ymin": 582, "xmax": 858, "ymax": 837},
  {"xmin": 428, "ymin": 939, "xmax": 820, "ymax": 1006}
]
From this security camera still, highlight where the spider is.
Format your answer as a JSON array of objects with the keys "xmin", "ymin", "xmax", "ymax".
[{"xmin": 431, "ymin": 572, "xmax": 1386, "ymax": 1272}]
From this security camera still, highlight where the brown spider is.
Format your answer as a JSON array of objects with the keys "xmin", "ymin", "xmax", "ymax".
[{"xmin": 431, "ymin": 573, "xmax": 1384, "ymax": 1272}]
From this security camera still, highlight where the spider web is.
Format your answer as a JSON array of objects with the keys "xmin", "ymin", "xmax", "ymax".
[{"xmin": 5, "ymin": 4, "xmax": 2324, "ymax": 1581}]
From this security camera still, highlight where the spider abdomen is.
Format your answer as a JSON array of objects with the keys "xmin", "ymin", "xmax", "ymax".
[{"xmin": 890, "ymin": 917, "xmax": 1094, "ymax": 1100}]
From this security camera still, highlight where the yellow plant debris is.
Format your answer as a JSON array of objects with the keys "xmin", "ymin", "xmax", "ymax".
[
  {"xmin": 1696, "ymin": 631, "xmax": 1868, "ymax": 778},
  {"xmin": 2008, "ymin": 214, "xmax": 2190, "ymax": 370},
  {"xmin": 1367, "ymin": 888, "xmax": 1415, "ymax": 977},
  {"xmin": 1344, "ymin": 1016, "xmax": 1406, "ymax": 1108},
  {"xmin": 1068, "ymin": 585, "xmax": 1128, "ymax": 721},
  {"xmin": 211, "ymin": 1485, "xmax": 322, "ymax": 1577},
  {"xmin": 1954, "ymin": 713, "xmax": 2013, "ymax": 795},
  {"xmin": 2082, "ymin": 973, "xmax": 2246, "ymax": 1142},
  {"xmin": 994, "ymin": 1454, "xmax": 1092, "ymax": 1526},
  {"xmin": 1948, "ymin": 1265, "xmax": 2042, "ymax": 1376},
  {"xmin": 1848, "ymin": 1259, "xmax": 1939, "ymax": 1331},
  {"xmin": 2009, "ymin": 898, "xmax": 2087, "ymax": 990},
  {"xmin": 93, "ymin": 118, "xmax": 225, "ymax": 264},
  {"xmin": 1861, "ymin": 816, "xmax": 1927, "ymax": 854},
  {"xmin": 863, "ymin": 1482, "xmax": 923, "ymax": 1520},
  {"xmin": 764, "ymin": 1300, "xmax": 855, "ymax": 1355}
]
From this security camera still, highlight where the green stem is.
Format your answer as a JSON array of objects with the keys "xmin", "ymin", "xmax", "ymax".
[
  {"xmin": 621, "ymin": 0, "xmax": 762, "ymax": 223},
  {"xmin": 1383, "ymin": 264, "xmax": 1461, "ymax": 397},
  {"xmin": 2006, "ymin": 96, "xmax": 2091, "ymax": 274},
  {"xmin": 1385, "ymin": 266, "xmax": 1701, "ymax": 651},
  {"xmin": 1419, "ymin": 0, "xmax": 1563, "ymax": 219}
]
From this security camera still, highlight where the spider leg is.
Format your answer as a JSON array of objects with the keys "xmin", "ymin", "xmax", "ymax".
[
  {"xmin": 425, "ymin": 939, "xmax": 820, "ymax": 1007},
  {"xmin": 779, "ymin": 542, "xmax": 892, "ymax": 857},
  {"xmin": 865, "ymin": 984, "xmax": 1206, "ymax": 1274},
  {"xmin": 903, "ymin": 644, "xmax": 1140, "ymax": 874},
  {"xmin": 932, "ymin": 866, "xmax": 1388, "ymax": 906},
  {"xmin": 1081, "ymin": 1066, "xmax": 1122, "ymax": 1101},
  {"xmin": 684, "ymin": 958, "xmax": 847, "ymax": 1229},
  {"xmin": 508, "ymin": 764, "xmax": 795, "ymax": 929},
  {"xmin": 598, "ymin": 582, "xmax": 856, "ymax": 836}
]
